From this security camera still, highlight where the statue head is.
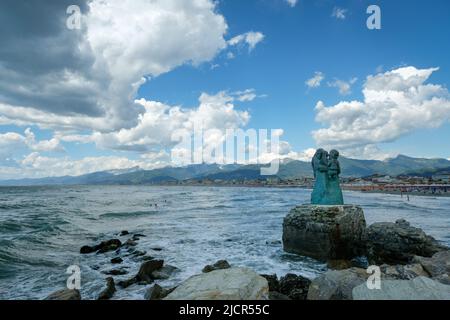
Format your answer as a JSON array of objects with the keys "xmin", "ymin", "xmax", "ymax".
[
  {"xmin": 313, "ymin": 148, "xmax": 325, "ymax": 160},
  {"xmin": 329, "ymin": 149, "xmax": 339, "ymax": 160}
]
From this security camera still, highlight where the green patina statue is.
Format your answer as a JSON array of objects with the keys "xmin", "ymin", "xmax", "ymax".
[{"xmin": 311, "ymin": 148, "xmax": 344, "ymax": 205}]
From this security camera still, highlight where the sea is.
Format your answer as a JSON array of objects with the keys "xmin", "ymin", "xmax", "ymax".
[{"xmin": 0, "ymin": 186, "xmax": 449, "ymax": 300}]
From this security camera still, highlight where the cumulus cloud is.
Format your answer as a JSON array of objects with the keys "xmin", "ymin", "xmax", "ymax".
[
  {"xmin": 285, "ymin": 0, "xmax": 298, "ymax": 8},
  {"xmin": 328, "ymin": 77, "xmax": 358, "ymax": 95},
  {"xmin": 306, "ymin": 72, "xmax": 325, "ymax": 89},
  {"xmin": 332, "ymin": 7, "xmax": 348, "ymax": 20},
  {"xmin": 228, "ymin": 32, "xmax": 265, "ymax": 52},
  {"xmin": 313, "ymin": 66, "xmax": 450, "ymax": 159}
]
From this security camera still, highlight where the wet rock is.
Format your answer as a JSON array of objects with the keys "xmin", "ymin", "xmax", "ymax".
[
  {"xmin": 307, "ymin": 268, "xmax": 368, "ymax": 300},
  {"xmin": 413, "ymin": 251, "xmax": 450, "ymax": 284},
  {"xmin": 81, "ymin": 239, "xmax": 122, "ymax": 254},
  {"xmin": 45, "ymin": 289, "xmax": 81, "ymax": 300},
  {"xmin": 353, "ymin": 276, "xmax": 450, "ymax": 300},
  {"xmin": 132, "ymin": 250, "xmax": 147, "ymax": 257},
  {"xmin": 380, "ymin": 263, "xmax": 429, "ymax": 280},
  {"xmin": 144, "ymin": 284, "xmax": 169, "ymax": 300},
  {"xmin": 164, "ymin": 268, "xmax": 269, "ymax": 300},
  {"xmin": 103, "ymin": 268, "xmax": 128, "ymax": 276},
  {"xmin": 279, "ymin": 274, "xmax": 311, "ymax": 300},
  {"xmin": 151, "ymin": 265, "xmax": 178, "ymax": 280},
  {"xmin": 98, "ymin": 277, "xmax": 116, "ymax": 300},
  {"xmin": 260, "ymin": 274, "xmax": 280, "ymax": 292},
  {"xmin": 327, "ymin": 260, "xmax": 354, "ymax": 270},
  {"xmin": 111, "ymin": 257, "xmax": 123, "ymax": 264},
  {"xmin": 118, "ymin": 260, "xmax": 165, "ymax": 288},
  {"xmin": 202, "ymin": 260, "xmax": 231, "ymax": 273},
  {"xmin": 124, "ymin": 239, "xmax": 138, "ymax": 247},
  {"xmin": 120, "ymin": 230, "xmax": 129, "ymax": 236},
  {"xmin": 132, "ymin": 234, "xmax": 146, "ymax": 241},
  {"xmin": 366, "ymin": 219, "xmax": 447, "ymax": 264},
  {"xmin": 283, "ymin": 205, "xmax": 366, "ymax": 261},
  {"xmin": 150, "ymin": 247, "xmax": 163, "ymax": 251},
  {"xmin": 80, "ymin": 246, "xmax": 96, "ymax": 254},
  {"xmin": 142, "ymin": 256, "xmax": 155, "ymax": 261},
  {"xmin": 269, "ymin": 291, "xmax": 291, "ymax": 300}
]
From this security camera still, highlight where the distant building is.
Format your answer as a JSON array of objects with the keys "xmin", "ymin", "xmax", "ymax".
[{"xmin": 432, "ymin": 172, "xmax": 450, "ymax": 183}]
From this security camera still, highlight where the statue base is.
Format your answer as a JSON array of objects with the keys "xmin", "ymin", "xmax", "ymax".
[{"xmin": 282, "ymin": 204, "xmax": 367, "ymax": 262}]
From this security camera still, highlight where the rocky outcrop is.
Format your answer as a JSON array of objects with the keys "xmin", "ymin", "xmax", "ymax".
[
  {"xmin": 118, "ymin": 260, "xmax": 165, "ymax": 288},
  {"xmin": 279, "ymin": 274, "xmax": 311, "ymax": 300},
  {"xmin": 202, "ymin": 260, "xmax": 231, "ymax": 273},
  {"xmin": 151, "ymin": 265, "xmax": 179, "ymax": 280},
  {"xmin": 164, "ymin": 267, "xmax": 269, "ymax": 300},
  {"xmin": 352, "ymin": 276, "xmax": 450, "ymax": 300},
  {"xmin": 45, "ymin": 289, "xmax": 81, "ymax": 300},
  {"xmin": 379, "ymin": 263, "xmax": 429, "ymax": 280},
  {"xmin": 366, "ymin": 219, "xmax": 447, "ymax": 265},
  {"xmin": 80, "ymin": 239, "xmax": 122, "ymax": 254},
  {"xmin": 307, "ymin": 268, "xmax": 369, "ymax": 300},
  {"xmin": 144, "ymin": 284, "xmax": 170, "ymax": 300},
  {"xmin": 283, "ymin": 205, "xmax": 366, "ymax": 261},
  {"xmin": 98, "ymin": 277, "xmax": 116, "ymax": 300},
  {"xmin": 413, "ymin": 251, "xmax": 450, "ymax": 284}
]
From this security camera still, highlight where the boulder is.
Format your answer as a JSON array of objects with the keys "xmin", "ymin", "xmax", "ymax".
[
  {"xmin": 103, "ymin": 268, "xmax": 128, "ymax": 276},
  {"xmin": 98, "ymin": 277, "xmax": 116, "ymax": 300},
  {"xmin": 164, "ymin": 267, "xmax": 269, "ymax": 300},
  {"xmin": 80, "ymin": 239, "xmax": 122, "ymax": 254},
  {"xmin": 260, "ymin": 274, "xmax": 280, "ymax": 292},
  {"xmin": 269, "ymin": 291, "xmax": 291, "ymax": 300},
  {"xmin": 283, "ymin": 205, "xmax": 366, "ymax": 261},
  {"xmin": 307, "ymin": 268, "xmax": 369, "ymax": 300},
  {"xmin": 45, "ymin": 289, "xmax": 81, "ymax": 300},
  {"xmin": 151, "ymin": 265, "xmax": 178, "ymax": 280},
  {"xmin": 366, "ymin": 219, "xmax": 446, "ymax": 264},
  {"xmin": 279, "ymin": 274, "xmax": 311, "ymax": 300},
  {"xmin": 118, "ymin": 260, "xmax": 164, "ymax": 288},
  {"xmin": 379, "ymin": 263, "xmax": 429, "ymax": 280},
  {"xmin": 352, "ymin": 276, "xmax": 450, "ymax": 300},
  {"xmin": 111, "ymin": 257, "xmax": 123, "ymax": 264},
  {"xmin": 144, "ymin": 284, "xmax": 171, "ymax": 300},
  {"xmin": 202, "ymin": 260, "xmax": 231, "ymax": 273},
  {"xmin": 119, "ymin": 230, "xmax": 129, "ymax": 236},
  {"xmin": 413, "ymin": 251, "xmax": 450, "ymax": 284}
]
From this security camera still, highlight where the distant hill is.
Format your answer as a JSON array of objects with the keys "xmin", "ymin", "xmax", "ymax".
[{"xmin": 1, "ymin": 155, "xmax": 449, "ymax": 186}]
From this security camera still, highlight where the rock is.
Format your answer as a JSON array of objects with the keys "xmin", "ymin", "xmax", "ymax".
[
  {"xmin": 260, "ymin": 274, "xmax": 280, "ymax": 292},
  {"xmin": 111, "ymin": 257, "xmax": 123, "ymax": 264},
  {"xmin": 164, "ymin": 267, "xmax": 269, "ymax": 300},
  {"xmin": 327, "ymin": 260, "xmax": 354, "ymax": 270},
  {"xmin": 283, "ymin": 205, "xmax": 366, "ymax": 262},
  {"xmin": 352, "ymin": 276, "xmax": 450, "ymax": 300},
  {"xmin": 98, "ymin": 277, "xmax": 116, "ymax": 300},
  {"xmin": 120, "ymin": 230, "xmax": 129, "ymax": 236},
  {"xmin": 151, "ymin": 265, "xmax": 178, "ymax": 280},
  {"xmin": 124, "ymin": 239, "xmax": 138, "ymax": 247},
  {"xmin": 202, "ymin": 260, "xmax": 231, "ymax": 273},
  {"xmin": 307, "ymin": 268, "xmax": 369, "ymax": 300},
  {"xmin": 279, "ymin": 274, "xmax": 311, "ymax": 300},
  {"xmin": 81, "ymin": 239, "xmax": 122, "ymax": 254},
  {"xmin": 366, "ymin": 219, "xmax": 446, "ymax": 265},
  {"xmin": 150, "ymin": 247, "xmax": 163, "ymax": 251},
  {"xmin": 413, "ymin": 251, "xmax": 450, "ymax": 283},
  {"xmin": 137, "ymin": 260, "xmax": 164, "ymax": 283},
  {"xmin": 144, "ymin": 284, "xmax": 170, "ymax": 300},
  {"xmin": 142, "ymin": 256, "xmax": 155, "ymax": 261},
  {"xmin": 45, "ymin": 289, "xmax": 81, "ymax": 300},
  {"xmin": 103, "ymin": 268, "xmax": 128, "ymax": 276},
  {"xmin": 269, "ymin": 291, "xmax": 291, "ymax": 300},
  {"xmin": 380, "ymin": 263, "xmax": 429, "ymax": 280}
]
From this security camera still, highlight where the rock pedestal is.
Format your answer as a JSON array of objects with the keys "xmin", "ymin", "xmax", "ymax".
[{"xmin": 282, "ymin": 205, "xmax": 366, "ymax": 262}]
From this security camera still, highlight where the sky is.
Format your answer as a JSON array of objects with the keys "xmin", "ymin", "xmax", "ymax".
[{"xmin": 0, "ymin": 0, "xmax": 450, "ymax": 179}]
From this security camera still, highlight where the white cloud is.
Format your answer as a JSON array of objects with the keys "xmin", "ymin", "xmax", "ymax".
[
  {"xmin": 313, "ymin": 66, "xmax": 450, "ymax": 159},
  {"xmin": 332, "ymin": 7, "xmax": 348, "ymax": 20},
  {"xmin": 306, "ymin": 72, "xmax": 325, "ymax": 88},
  {"xmin": 328, "ymin": 77, "xmax": 358, "ymax": 95},
  {"xmin": 228, "ymin": 31, "xmax": 265, "ymax": 52},
  {"xmin": 285, "ymin": 0, "xmax": 298, "ymax": 8}
]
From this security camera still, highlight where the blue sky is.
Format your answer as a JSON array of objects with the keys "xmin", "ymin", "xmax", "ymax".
[{"xmin": 0, "ymin": 0, "xmax": 450, "ymax": 178}]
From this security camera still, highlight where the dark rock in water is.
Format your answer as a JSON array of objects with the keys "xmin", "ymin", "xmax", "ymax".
[
  {"xmin": 45, "ymin": 289, "xmax": 81, "ymax": 300},
  {"xmin": 283, "ymin": 205, "xmax": 366, "ymax": 262},
  {"xmin": 413, "ymin": 251, "xmax": 450, "ymax": 284},
  {"xmin": 279, "ymin": 274, "xmax": 311, "ymax": 300},
  {"xmin": 260, "ymin": 274, "xmax": 280, "ymax": 292},
  {"xmin": 124, "ymin": 239, "xmax": 138, "ymax": 247},
  {"xmin": 137, "ymin": 260, "xmax": 165, "ymax": 283},
  {"xmin": 366, "ymin": 219, "xmax": 447, "ymax": 265},
  {"xmin": 104, "ymin": 268, "xmax": 128, "ymax": 276},
  {"xmin": 202, "ymin": 260, "xmax": 231, "ymax": 273},
  {"xmin": 81, "ymin": 239, "xmax": 122, "ymax": 254},
  {"xmin": 150, "ymin": 247, "xmax": 163, "ymax": 251},
  {"xmin": 151, "ymin": 265, "xmax": 178, "ymax": 280},
  {"xmin": 80, "ymin": 246, "xmax": 96, "ymax": 254},
  {"xmin": 269, "ymin": 291, "xmax": 291, "ymax": 300},
  {"xmin": 307, "ymin": 268, "xmax": 368, "ymax": 300},
  {"xmin": 119, "ymin": 260, "xmax": 165, "ymax": 288},
  {"xmin": 120, "ymin": 230, "xmax": 129, "ymax": 236},
  {"xmin": 142, "ymin": 255, "xmax": 155, "ymax": 261},
  {"xmin": 111, "ymin": 257, "xmax": 123, "ymax": 264},
  {"xmin": 98, "ymin": 277, "xmax": 116, "ymax": 300},
  {"xmin": 132, "ymin": 234, "xmax": 146, "ymax": 241},
  {"xmin": 144, "ymin": 284, "xmax": 169, "ymax": 300},
  {"xmin": 132, "ymin": 250, "xmax": 147, "ymax": 257}
]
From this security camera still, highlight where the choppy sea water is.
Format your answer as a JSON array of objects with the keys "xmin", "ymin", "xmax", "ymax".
[{"xmin": 0, "ymin": 186, "xmax": 449, "ymax": 300}]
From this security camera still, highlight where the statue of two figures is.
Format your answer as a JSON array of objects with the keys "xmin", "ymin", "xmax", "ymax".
[{"xmin": 311, "ymin": 149, "xmax": 344, "ymax": 205}]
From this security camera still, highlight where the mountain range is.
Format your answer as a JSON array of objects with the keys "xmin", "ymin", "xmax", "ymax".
[{"xmin": 1, "ymin": 155, "xmax": 449, "ymax": 186}]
